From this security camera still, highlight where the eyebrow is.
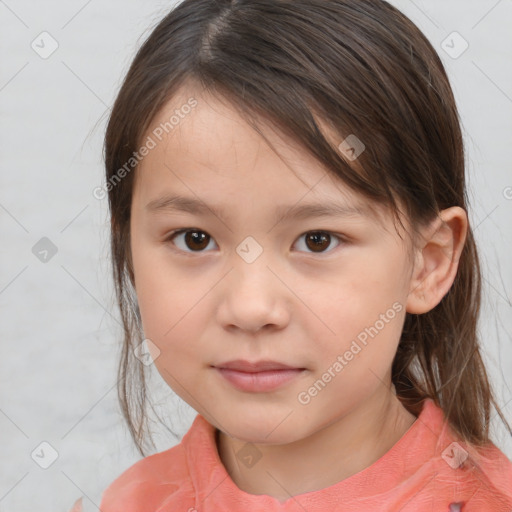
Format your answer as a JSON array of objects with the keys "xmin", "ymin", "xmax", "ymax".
[{"xmin": 145, "ymin": 194, "xmax": 370, "ymax": 225}]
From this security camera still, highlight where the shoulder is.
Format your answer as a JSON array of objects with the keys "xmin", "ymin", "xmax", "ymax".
[
  {"xmin": 460, "ymin": 440, "xmax": 512, "ymax": 510},
  {"xmin": 97, "ymin": 415, "xmax": 212, "ymax": 512},
  {"xmin": 429, "ymin": 405, "xmax": 512, "ymax": 510},
  {"xmin": 401, "ymin": 400, "xmax": 512, "ymax": 510},
  {"xmin": 98, "ymin": 441, "xmax": 192, "ymax": 512}
]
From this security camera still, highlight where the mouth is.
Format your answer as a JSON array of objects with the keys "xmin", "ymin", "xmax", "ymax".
[
  {"xmin": 213, "ymin": 359, "xmax": 306, "ymax": 372},
  {"xmin": 212, "ymin": 360, "xmax": 307, "ymax": 392}
]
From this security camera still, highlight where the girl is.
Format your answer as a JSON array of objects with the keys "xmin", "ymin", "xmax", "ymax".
[{"xmin": 72, "ymin": 0, "xmax": 512, "ymax": 510}]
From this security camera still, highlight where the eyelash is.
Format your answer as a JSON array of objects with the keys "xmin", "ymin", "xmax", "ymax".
[{"xmin": 163, "ymin": 228, "xmax": 347, "ymax": 256}]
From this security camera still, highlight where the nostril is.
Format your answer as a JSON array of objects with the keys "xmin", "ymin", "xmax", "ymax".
[{"xmin": 448, "ymin": 503, "xmax": 463, "ymax": 512}]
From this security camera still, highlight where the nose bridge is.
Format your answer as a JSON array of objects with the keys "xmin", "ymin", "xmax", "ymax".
[
  {"xmin": 231, "ymin": 234, "xmax": 275, "ymax": 292},
  {"xmin": 216, "ymin": 234, "xmax": 290, "ymax": 331},
  {"xmin": 235, "ymin": 234, "xmax": 267, "ymax": 270}
]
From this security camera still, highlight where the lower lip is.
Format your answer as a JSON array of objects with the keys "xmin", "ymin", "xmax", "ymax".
[{"xmin": 215, "ymin": 368, "xmax": 305, "ymax": 392}]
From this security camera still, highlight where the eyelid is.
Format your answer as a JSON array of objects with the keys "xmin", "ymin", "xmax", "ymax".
[
  {"xmin": 164, "ymin": 228, "xmax": 348, "ymax": 255},
  {"xmin": 164, "ymin": 228, "xmax": 219, "ymax": 256},
  {"xmin": 293, "ymin": 231, "xmax": 345, "ymax": 255}
]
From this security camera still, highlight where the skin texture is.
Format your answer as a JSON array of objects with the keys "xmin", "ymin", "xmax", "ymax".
[{"xmin": 128, "ymin": 83, "xmax": 468, "ymax": 502}]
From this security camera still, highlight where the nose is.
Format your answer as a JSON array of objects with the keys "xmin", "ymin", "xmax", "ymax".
[{"xmin": 215, "ymin": 249, "xmax": 291, "ymax": 334}]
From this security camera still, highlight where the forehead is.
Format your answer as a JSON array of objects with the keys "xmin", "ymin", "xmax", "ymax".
[{"xmin": 133, "ymin": 84, "xmax": 392, "ymax": 227}]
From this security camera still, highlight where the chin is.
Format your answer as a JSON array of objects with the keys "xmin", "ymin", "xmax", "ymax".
[{"xmin": 219, "ymin": 415, "xmax": 308, "ymax": 445}]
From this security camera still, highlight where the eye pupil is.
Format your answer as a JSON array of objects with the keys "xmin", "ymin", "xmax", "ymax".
[
  {"xmin": 185, "ymin": 230, "xmax": 209, "ymax": 250},
  {"xmin": 172, "ymin": 230, "xmax": 339, "ymax": 255},
  {"xmin": 306, "ymin": 232, "xmax": 330, "ymax": 252}
]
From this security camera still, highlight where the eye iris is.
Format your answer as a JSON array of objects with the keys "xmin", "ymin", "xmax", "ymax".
[
  {"xmin": 178, "ymin": 231, "xmax": 334, "ymax": 253},
  {"xmin": 185, "ymin": 231, "xmax": 209, "ymax": 250},
  {"xmin": 306, "ymin": 232, "xmax": 330, "ymax": 252}
]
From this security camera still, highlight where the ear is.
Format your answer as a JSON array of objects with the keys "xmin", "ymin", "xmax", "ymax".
[{"xmin": 406, "ymin": 207, "xmax": 468, "ymax": 314}]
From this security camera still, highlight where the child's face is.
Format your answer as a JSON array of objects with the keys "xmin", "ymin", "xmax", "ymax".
[{"xmin": 130, "ymin": 85, "xmax": 416, "ymax": 444}]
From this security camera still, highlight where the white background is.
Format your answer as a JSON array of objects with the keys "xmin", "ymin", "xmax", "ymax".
[{"xmin": 0, "ymin": 1, "xmax": 511, "ymax": 510}]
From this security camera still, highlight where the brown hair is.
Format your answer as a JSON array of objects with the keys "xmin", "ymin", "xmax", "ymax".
[{"xmin": 103, "ymin": 0, "xmax": 511, "ymax": 456}]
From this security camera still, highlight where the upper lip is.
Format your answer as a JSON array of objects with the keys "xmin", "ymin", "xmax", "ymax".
[{"xmin": 213, "ymin": 360, "xmax": 304, "ymax": 372}]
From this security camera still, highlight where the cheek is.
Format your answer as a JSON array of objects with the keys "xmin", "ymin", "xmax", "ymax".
[
  {"xmin": 310, "ymin": 259, "xmax": 408, "ymax": 342},
  {"xmin": 306, "ymin": 257, "xmax": 408, "ymax": 391},
  {"xmin": 132, "ymin": 246, "xmax": 210, "ymax": 361},
  {"xmin": 306, "ymin": 310, "xmax": 405, "ymax": 409},
  {"xmin": 135, "ymin": 261, "xmax": 209, "ymax": 397}
]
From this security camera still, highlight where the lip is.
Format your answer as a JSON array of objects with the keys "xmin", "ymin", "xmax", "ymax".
[
  {"xmin": 214, "ymin": 359, "xmax": 304, "ymax": 372},
  {"xmin": 213, "ymin": 360, "xmax": 306, "ymax": 392}
]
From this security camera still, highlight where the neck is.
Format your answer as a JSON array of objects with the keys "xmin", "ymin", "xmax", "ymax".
[{"xmin": 216, "ymin": 389, "xmax": 417, "ymax": 503}]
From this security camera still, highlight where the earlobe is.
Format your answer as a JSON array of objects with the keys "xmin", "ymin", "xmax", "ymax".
[{"xmin": 406, "ymin": 207, "xmax": 468, "ymax": 314}]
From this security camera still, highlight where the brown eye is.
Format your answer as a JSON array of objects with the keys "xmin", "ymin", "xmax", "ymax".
[
  {"xmin": 167, "ymin": 229, "xmax": 216, "ymax": 252},
  {"xmin": 295, "ymin": 231, "xmax": 342, "ymax": 254}
]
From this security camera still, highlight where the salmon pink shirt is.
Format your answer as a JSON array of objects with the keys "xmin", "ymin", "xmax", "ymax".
[{"xmin": 99, "ymin": 399, "xmax": 512, "ymax": 511}]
